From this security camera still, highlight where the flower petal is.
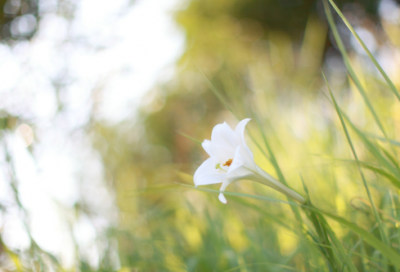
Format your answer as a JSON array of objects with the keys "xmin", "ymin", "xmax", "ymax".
[
  {"xmin": 194, "ymin": 157, "xmax": 226, "ymax": 186},
  {"xmin": 218, "ymin": 179, "xmax": 232, "ymax": 204},
  {"xmin": 202, "ymin": 140, "xmax": 214, "ymax": 157},
  {"xmin": 227, "ymin": 146, "xmax": 254, "ymax": 180},
  {"xmin": 211, "ymin": 122, "xmax": 238, "ymax": 162},
  {"xmin": 234, "ymin": 118, "xmax": 256, "ymax": 170},
  {"xmin": 227, "ymin": 146, "xmax": 245, "ymax": 176},
  {"xmin": 235, "ymin": 118, "xmax": 251, "ymax": 139},
  {"xmin": 218, "ymin": 193, "xmax": 227, "ymax": 204},
  {"xmin": 212, "ymin": 122, "xmax": 239, "ymax": 147}
]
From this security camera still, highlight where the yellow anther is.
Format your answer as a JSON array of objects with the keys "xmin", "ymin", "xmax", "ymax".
[{"xmin": 223, "ymin": 159, "xmax": 233, "ymax": 167}]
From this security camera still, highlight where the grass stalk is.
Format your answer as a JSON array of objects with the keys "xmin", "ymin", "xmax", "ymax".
[
  {"xmin": 323, "ymin": 0, "xmax": 397, "ymax": 161},
  {"xmin": 327, "ymin": 0, "xmax": 400, "ymax": 102}
]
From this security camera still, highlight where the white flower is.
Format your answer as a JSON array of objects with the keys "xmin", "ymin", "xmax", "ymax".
[{"xmin": 194, "ymin": 118, "xmax": 305, "ymax": 204}]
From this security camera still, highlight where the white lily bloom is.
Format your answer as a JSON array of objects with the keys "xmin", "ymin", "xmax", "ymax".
[{"xmin": 194, "ymin": 118, "xmax": 305, "ymax": 204}]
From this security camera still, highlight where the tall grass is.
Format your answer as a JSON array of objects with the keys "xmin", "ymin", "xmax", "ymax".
[
  {"xmin": 3, "ymin": 0, "xmax": 400, "ymax": 271},
  {"xmin": 172, "ymin": 1, "xmax": 400, "ymax": 271}
]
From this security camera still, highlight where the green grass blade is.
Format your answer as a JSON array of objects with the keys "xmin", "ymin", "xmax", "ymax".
[
  {"xmin": 302, "ymin": 237, "xmax": 392, "ymax": 266},
  {"xmin": 359, "ymin": 238, "xmax": 368, "ymax": 272},
  {"xmin": 323, "ymin": 0, "xmax": 394, "ymax": 156},
  {"xmin": 316, "ymin": 209, "xmax": 400, "ymax": 269},
  {"xmin": 177, "ymin": 182, "xmax": 301, "ymax": 206},
  {"xmin": 332, "ymin": 158, "xmax": 400, "ymax": 189},
  {"xmin": 197, "ymin": 67, "xmax": 271, "ymax": 162},
  {"xmin": 319, "ymin": 215, "xmax": 358, "ymax": 272},
  {"xmin": 342, "ymin": 114, "xmax": 400, "ymax": 179},
  {"xmin": 306, "ymin": 208, "xmax": 337, "ymax": 270},
  {"xmin": 230, "ymin": 197, "xmax": 292, "ymax": 230},
  {"xmin": 381, "ymin": 147, "xmax": 399, "ymax": 168},
  {"xmin": 249, "ymin": 135, "xmax": 270, "ymax": 160},
  {"xmin": 368, "ymin": 134, "xmax": 400, "ymax": 147},
  {"xmin": 300, "ymin": 175, "xmax": 338, "ymax": 270},
  {"xmin": 252, "ymin": 112, "xmax": 304, "ymax": 226},
  {"xmin": 221, "ymin": 262, "xmax": 297, "ymax": 272},
  {"xmin": 327, "ymin": 0, "xmax": 400, "ymax": 102},
  {"xmin": 196, "ymin": 66, "xmax": 237, "ymax": 117},
  {"xmin": 185, "ymin": 175, "xmax": 400, "ymax": 269},
  {"xmin": 252, "ymin": 112, "xmax": 287, "ymax": 187},
  {"xmin": 177, "ymin": 131, "xmax": 202, "ymax": 144},
  {"xmin": 390, "ymin": 190, "xmax": 400, "ymax": 272},
  {"xmin": 323, "ymin": 72, "xmax": 389, "ymax": 247},
  {"xmin": 358, "ymin": 162, "xmax": 400, "ymax": 189},
  {"xmin": 305, "ymin": 230, "xmax": 333, "ymax": 266}
]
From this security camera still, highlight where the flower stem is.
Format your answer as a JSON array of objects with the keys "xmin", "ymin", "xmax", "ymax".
[{"xmin": 253, "ymin": 166, "xmax": 306, "ymax": 204}]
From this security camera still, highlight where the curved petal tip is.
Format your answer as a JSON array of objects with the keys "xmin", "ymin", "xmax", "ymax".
[
  {"xmin": 239, "ymin": 118, "xmax": 251, "ymax": 124},
  {"xmin": 235, "ymin": 118, "xmax": 251, "ymax": 135},
  {"xmin": 218, "ymin": 193, "xmax": 228, "ymax": 204},
  {"xmin": 201, "ymin": 139, "xmax": 213, "ymax": 157}
]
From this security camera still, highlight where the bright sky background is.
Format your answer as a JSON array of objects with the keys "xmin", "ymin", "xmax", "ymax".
[{"xmin": 0, "ymin": 0, "xmax": 184, "ymax": 268}]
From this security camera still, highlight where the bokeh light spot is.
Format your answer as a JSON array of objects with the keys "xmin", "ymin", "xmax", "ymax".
[{"xmin": 16, "ymin": 123, "xmax": 34, "ymax": 146}]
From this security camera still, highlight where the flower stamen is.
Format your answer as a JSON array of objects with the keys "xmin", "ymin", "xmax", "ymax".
[
  {"xmin": 215, "ymin": 163, "xmax": 227, "ymax": 172},
  {"xmin": 223, "ymin": 159, "xmax": 233, "ymax": 167}
]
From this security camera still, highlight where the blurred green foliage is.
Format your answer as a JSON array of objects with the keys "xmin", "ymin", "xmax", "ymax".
[
  {"xmin": 88, "ymin": 0, "xmax": 400, "ymax": 270},
  {"xmin": 2, "ymin": 0, "xmax": 400, "ymax": 270}
]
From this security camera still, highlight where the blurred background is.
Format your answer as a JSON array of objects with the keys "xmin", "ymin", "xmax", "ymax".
[{"xmin": 1, "ymin": 0, "xmax": 400, "ymax": 271}]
